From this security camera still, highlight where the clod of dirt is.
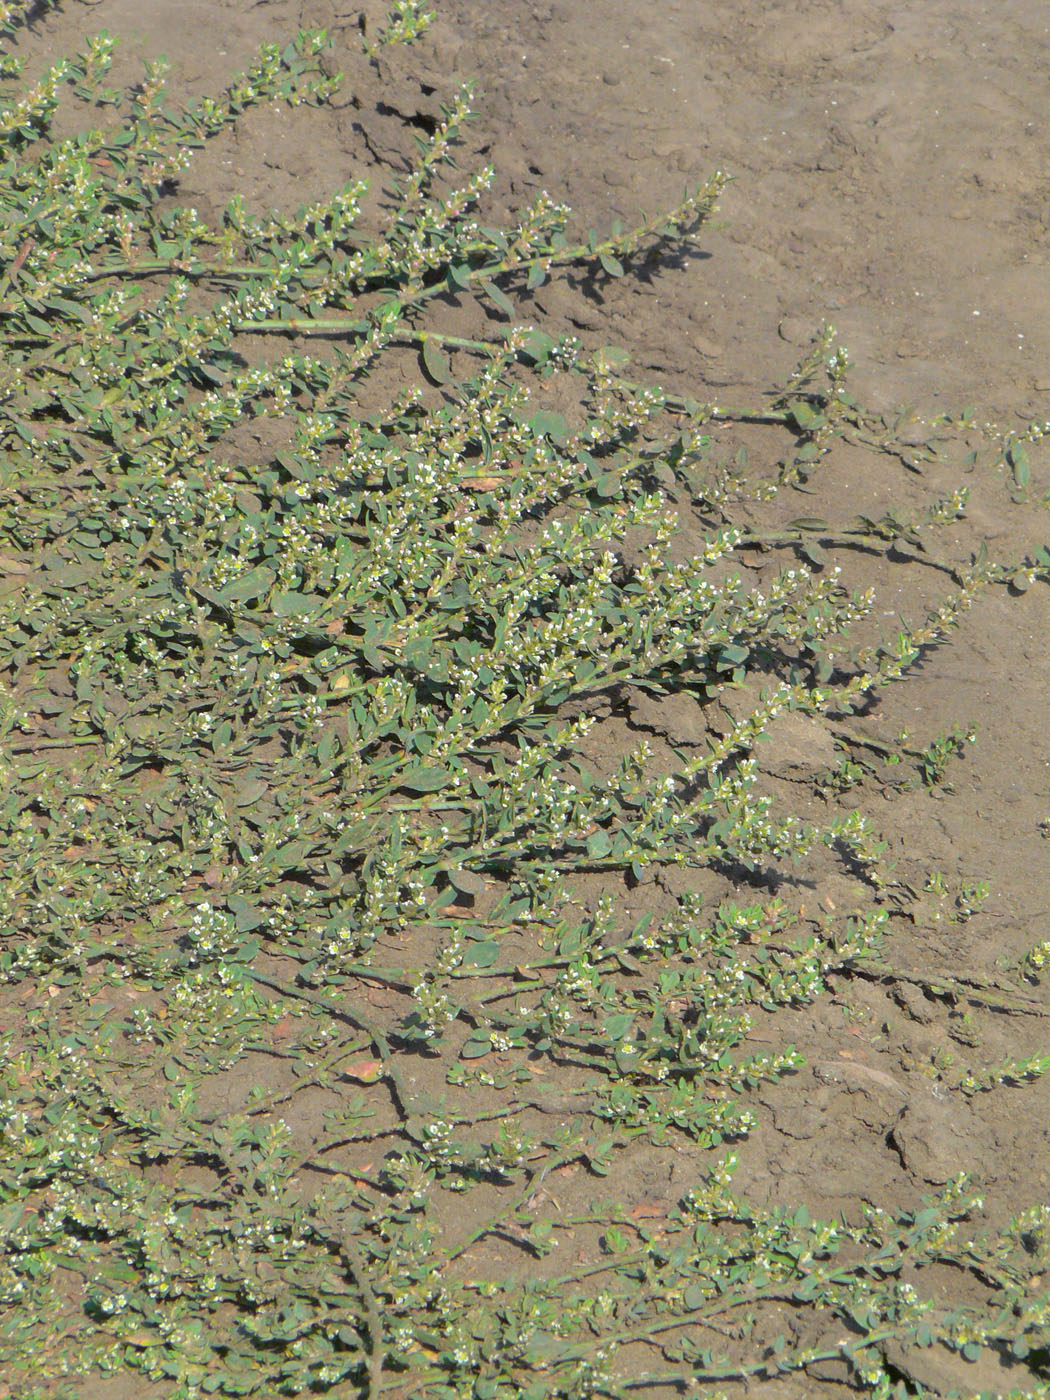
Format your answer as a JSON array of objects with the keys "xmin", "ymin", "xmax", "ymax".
[
  {"xmin": 692, "ymin": 333, "xmax": 725, "ymax": 359},
  {"xmin": 754, "ymin": 710, "xmax": 841, "ymax": 779},
  {"xmin": 778, "ymin": 315, "xmax": 819, "ymax": 346},
  {"xmin": 764, "ymin": 1091, "xmax": 826, "ymax": 1140},
  {"xmin": 623, "ymin": 686, "xmax": 707, "ymax": 746},
  {"xmin": 890, "ymin": 1091, "xmax": 996, "ymax": 1184},
  {"xmin": 811, "ymin": 1059, "xmax": 907, "ymax": 1133},
  {"xmin": 879, "ymin": 1335, "xmax": 1016, "ymax": 1398},
  {"xmin": 891, "ymin": 981, "xmax": 937, "ymax": 1024}
]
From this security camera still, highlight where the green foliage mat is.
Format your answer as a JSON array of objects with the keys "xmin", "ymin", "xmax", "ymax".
[{"xmin": 1, "ymin": 4, "xmax": 1049, "ymax": 1396}]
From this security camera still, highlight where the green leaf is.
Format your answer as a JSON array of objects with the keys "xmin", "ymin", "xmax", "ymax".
[
  {"xmin": 595, "ymin": 345, "xmax": 630, "ymax": 370},
  {"xmin": 273, "ymin": 839, "xmax": 308, "ymax": 870},
  {"xmin": 275, "ymin": 451, "xmax": 319, "ymax": 481},
  {"xmin": 604, "ymin": 1013, "xmax": 633, "ymax": 1041},
  {"xmin": 448, "ymin": 867, "xmax": 486, "ymax": 896},
  {"xmin": 528, "ymin": 410, "xmax": 569, "ymax": 443},
  {"xmin": 317, "ymin": 727, "xmax": 338, "ymax": 765},
  {"xmin": 230, "ymin": 775, "xmax": 269, "ymax": 807},
  {"xmin": 462, "ymin": 941, "xmax": 499, "ymax": 967},
  {"xmin": 421, "ymin": 338, "xmax": 453, "ymax": 384},
  {"xmin": 586, "ymin": 829, "xmax": 612, "ymax": 858},
  {"xmin": 519, "ymin": 329, "xmax": 556, "ymax": 365},
  {"xmin": 1008, "ymin": 441, "xmax": 1031, "ymax": 488},
  {"xmin": 219, "ymin": 565, "xmax": 274, "ymax": 603},
  {"xmin": 523, "ymin": 1332, "xmax": 561, "ymax": 1364},
  {"xmin": 271, "ymin": 590, "xmax": 323, "ymax": 617},
  {"xmin": 598, "ymin": 251, "xmax": 624, "ymax": 278},
  {"xmin": 481, "ymin": 278, "xmax": 515, "ymax": 317},
  {"xmin": 789, "ymin": 401, "xmax": 826, "ymax": 432},
  {"xmin": 398, "ymin": 766, "xmax": 452, "ymax": 792},
  {"xmin": 227, "ymin": 895, "xmax": 265, "ymax": 931}
]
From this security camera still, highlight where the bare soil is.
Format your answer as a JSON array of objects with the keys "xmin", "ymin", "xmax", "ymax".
[{"xmin": 16, "ymin": 0, "xmax": 1050, "ymax": 1393}]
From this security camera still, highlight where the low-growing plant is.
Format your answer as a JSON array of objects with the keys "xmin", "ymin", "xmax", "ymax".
[{"xmin": 0, "ymin": 2, "xmax": 1049, "ymax": 1396}]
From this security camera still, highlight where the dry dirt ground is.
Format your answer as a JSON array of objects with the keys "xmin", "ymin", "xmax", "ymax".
[{"xmin": 17, "ymin": 0, "xmax": 1050, "ymax": 1393}]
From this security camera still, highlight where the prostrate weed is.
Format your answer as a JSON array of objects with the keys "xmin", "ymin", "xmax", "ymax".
[{"xmin": 1, "ymin": 3, "xmax": 1049, "ymax": 1396}]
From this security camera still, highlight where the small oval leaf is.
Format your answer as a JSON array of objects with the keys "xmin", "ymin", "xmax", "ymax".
[
  {"xmin": 398, "ymin": 766, "xmax": 452, "ymax": 793},
  {"xmin": 463, "ymin": 941, "xmax": 499, "ymax": 967},
  {"xmin": 448, "ymin": 867, "xmax": 486, "ymax": 896},
  {"xmin": 481, "ymin": 278, "xmax": 515, "ymax": 317},
  {"xmin": 421, "ymin": 338, "xmax": 453, "ymax": 384}
]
